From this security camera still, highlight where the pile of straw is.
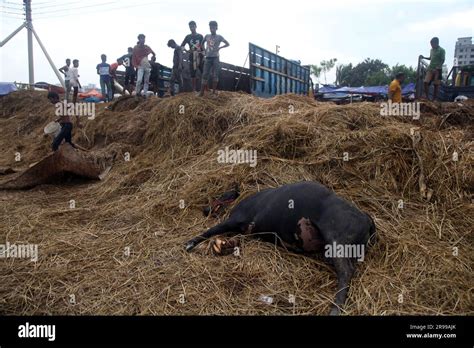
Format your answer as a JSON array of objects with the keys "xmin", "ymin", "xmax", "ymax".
[{"xmin": 0, "ymin": 90, "xmax": 472, "ymax": 315}]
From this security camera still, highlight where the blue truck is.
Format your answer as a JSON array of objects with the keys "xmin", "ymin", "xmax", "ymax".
[{"xmin": 117, "ymin": 43, "xmax": 310, "ymax": 98}]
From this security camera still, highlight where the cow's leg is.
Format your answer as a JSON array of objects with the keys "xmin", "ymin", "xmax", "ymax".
[
  {"xmin": 185, "ymin": 219, "xmax": 245, "ymax": 252},
  {"xmin": 329, "ymin": 257, "xmax": 355, "ymax": 316}
]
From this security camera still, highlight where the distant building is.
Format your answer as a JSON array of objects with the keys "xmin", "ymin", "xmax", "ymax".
[
  {"xmin": 454, "ymin": 37, "xmax": 474, "ymax": 66},
  {"xmin": 442, "ymin": 64, "xmax": 448, "ymax": 79}
]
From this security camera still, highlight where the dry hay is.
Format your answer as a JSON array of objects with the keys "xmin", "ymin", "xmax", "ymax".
[{"xmin": 0, "ymin": 90, "xmax": 472, "ymax": 315}]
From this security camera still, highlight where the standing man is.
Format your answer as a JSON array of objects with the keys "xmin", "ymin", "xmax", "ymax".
[
  {"xmin": 181, "ymin": 21, "xmax": 204, "ymax": 92},
  {"xmin": 199, "ymin": 21, "xmax": 230, "ymax": 97},
  {"xmin": 69, "ymin": 59, "xmax": 81, "ymax": 104},
  {"xmin": 133, "ymin": 34, "xmax": 156, "ymax": 98},
  {"xmin": 120, "ymin": 47, "xmax": 135, "ymax": 94},
  {"xmin": 167, "ymin": 40, "xmax": 183, "ymax": 96},
  {"xmin": 421, "ymin": 37, "xmax": 445, "ymax": 100},
  {"xmin": 59, "ymin": 58, "xmax": 71, "ymax": 102},
  {"xmin": 96, "ymin": 54, "xmax": 113, "ymax": 102},
  {"xmin": 388, "ymin": 72, "xmax": 405, "ymax": 103},
  {"xmin": 110, "ymin": 58, "xmax": 124, "ymax": 97},
  {"xmin": 149, "ymin": 56, "xmax": 162, "ymax": 96}
]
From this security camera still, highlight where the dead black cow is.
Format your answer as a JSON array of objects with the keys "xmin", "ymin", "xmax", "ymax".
[{"xmin": 185, "ymin": 181, "xmax": 376, "ymax": 315}]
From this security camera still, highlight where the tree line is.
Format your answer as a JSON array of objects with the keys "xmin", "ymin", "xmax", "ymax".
[{"xmin": 311, "ymin": 58, "xmax": 417, "ymax": 86}]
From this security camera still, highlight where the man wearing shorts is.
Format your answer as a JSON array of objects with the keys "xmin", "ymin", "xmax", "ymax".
[
  {"xmin": 199, "ymin": 21, "xmax": 230, "ymax": 97},
  {"xmin": 421, "ymin": 37, "xmax": 445, "ymax": 100},
  {"xmin": 181, "ymin": 21, "xmax": 204, "ymax": 92}
]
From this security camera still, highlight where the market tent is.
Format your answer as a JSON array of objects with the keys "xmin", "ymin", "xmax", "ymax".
[
  {"xmin": 78, "ymin": 89, "xmax": 103, "ymax": 99},
  {"xmin": 0, "ymin": 82, "xmax": 17, "ymax": 96},
  {"xmin": 319, "ymin": 83, "xmax": 415, "ymax": 96}
]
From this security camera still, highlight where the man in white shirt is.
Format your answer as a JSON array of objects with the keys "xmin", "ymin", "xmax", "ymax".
[
  {"xmin": 69, "ymin": 59, "xmax": 81, "ymax": 104},
  {"xmin": 59, "ymin": 58, "xmax": 72, "ymax": 102}
]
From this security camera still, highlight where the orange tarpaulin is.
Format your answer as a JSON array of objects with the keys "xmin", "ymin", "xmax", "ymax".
[{"xmin": 78, "ymin": 89, "xmax": 103, "ymax": 99}]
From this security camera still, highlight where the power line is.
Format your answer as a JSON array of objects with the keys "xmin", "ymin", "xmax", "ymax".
[
  {"xmin": 34, "ymin": 1, "xmax": 117, "ymax": 15},
  {"xmin": 34, "ymin": 1, "xmax": 158, "ymax": 20},
  {"xmin": 2, "ymin": 1, "xmax": 24, "ymax": 7},
  {"xmin": 1, "ymin": 14, "xmax": 24, "ymax": 19},
  {"xmin": 32, "ymin": 1, "xmax": 82, "ymax": 10},
  {"xmin": 0, "ymin": 9, "xmax": 23, "ymax": 15},
  {"xmin": 0, "ymin": 5, "xmax": 24, "ymax": 11},
  {"xmin": 32, "ymin": 0, "xmax": 106, "ymax": 10},
  {"xmin": 24, "ymin": 1, "xmax": 55, "ymax": 5}
]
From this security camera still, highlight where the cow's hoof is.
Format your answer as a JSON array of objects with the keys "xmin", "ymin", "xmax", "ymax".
[
  {"xmin": 185, "ymin": 241, "xmax": 196, "ymax": 252},
  {"xmin": 329, "ymin": 307, "xmax": 341, "ymax": 316}
]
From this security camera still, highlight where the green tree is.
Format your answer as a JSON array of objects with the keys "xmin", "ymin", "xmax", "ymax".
[
  {"xmin": 320, "ymin": 58, "xmax": 337, "ymax": 84},
  {"xmin": 336, "ymin": 63, "xmax": 353, "ymax": 86},
  {"xmin": 310, "ymin": 58, "xmax": 338, "ymax": 84},
  {"xmin": 389, "ymin": 64, "xmax": 417, "ymax": 84},
  {"xmin": 365, "ymin": 70, "xmax": 390, "ymax": 86},
  {"xmin": 323, "ymin": 59, "xmax": 417, "ymax": 86},
  {"xmin": 310, "ymin": 64, "xmax": 322, "ymax": 83}
]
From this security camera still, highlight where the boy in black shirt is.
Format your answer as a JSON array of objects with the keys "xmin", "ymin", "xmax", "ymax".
[
  {"xmin": 181, "ymin": 21, "xmax": 204, "ymax": 92},
  {"xmin": 119, "ymin": 47, "xmax": 135, "ymax": 94},
  {"xmin": 167, "ymin": 39, "xmax": 183, "ymax": 96},
  {"xmin": 150, "ymin": 56, "xmax": 162, "ymax": 96}
]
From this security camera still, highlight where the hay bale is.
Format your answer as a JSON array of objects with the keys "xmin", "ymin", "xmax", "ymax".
[{"xmin": 0, "ymin": 90, "xmax": 472, "ymax": 315}]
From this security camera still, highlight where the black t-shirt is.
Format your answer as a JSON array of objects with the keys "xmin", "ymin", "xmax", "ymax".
[
  {"xmin": 150, "ymin": 62, "xmax": 161, "ymax": 81},
  {"xmin": 181, "ymin": 33, "xmax": 204, "ymax": 51},
  {"xmin": 119, "ymin": 53, "xmax": 133, "ymax": 68}
]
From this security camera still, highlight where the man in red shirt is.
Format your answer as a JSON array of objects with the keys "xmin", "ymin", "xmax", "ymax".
[
  {"xmin": 132, "ymin": 34, "xmax": 156, "ymax": 97},
  {"xmin": 110, "ymin": 58, "xmax": 124, "ymax": 96}
]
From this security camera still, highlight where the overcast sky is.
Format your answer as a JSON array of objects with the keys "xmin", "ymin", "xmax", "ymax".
[{"xmin": 1, "ymin": 0, "xmax": 473, "ymax": 86}]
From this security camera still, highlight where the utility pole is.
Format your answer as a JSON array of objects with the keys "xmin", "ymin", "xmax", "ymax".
[
  {"xmin": 1, "ymin": 0, "xmax": 64, "ymax": 89},
  {"xmin": 25, "ymin": 0, "xmax": 34, "ymax": 89}
]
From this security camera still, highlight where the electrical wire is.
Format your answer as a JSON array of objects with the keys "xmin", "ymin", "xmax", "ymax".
[
  {"xmin": 0, "ymin": 14, "xmax": 24, "ymax": 21},
  {"xmin": 0, "ymin": 9, "xmax": 23, "ymax": 15},
  {"xmin": 0, "ymin": 5, "xmax": 24, "ymax": 11},
  {"xmin": 1, "ymin": 2, "xmax": 23, "ymax": 9},
  {"xmin": 34, "ymin": 1, "xmax": 158, "ymax": 20},
  {"xmin": 2, "ymin": 15, "xmax": 24, "ymax": 20},
  {"xmin": 2, "ymin": 1, "xmax": 23, "ymax": 7},
  {"xmin": 31, "ymin": 1, "xmax": 82, "ymax": 10},
  {"xmin": 33, "ymin": 1, "xmax": 117, "ymax": 15}
]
